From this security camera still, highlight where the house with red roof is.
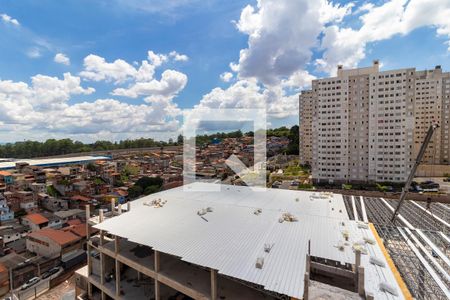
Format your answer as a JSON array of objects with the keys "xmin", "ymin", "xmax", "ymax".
[
  {"xmin": 26, "ymin": 228, "xmax": 82, "ymax": 258},
  {"xmin": 21, "ymin": 213, "xmax": 49, "ymax": 231}
]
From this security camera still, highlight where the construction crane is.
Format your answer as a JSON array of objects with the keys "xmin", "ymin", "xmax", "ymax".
[{"xmin": 391, "ymin": 123, "xmax": 440, "ymax": 222}]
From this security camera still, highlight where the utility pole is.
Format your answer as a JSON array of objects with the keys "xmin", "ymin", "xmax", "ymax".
[{"xmin": 391, "ymin": 124, "xmax": 439, "ymax": 222}]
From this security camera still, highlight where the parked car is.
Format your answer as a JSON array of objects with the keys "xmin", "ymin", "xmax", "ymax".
[
  {"xmin": 420, "ymin": 181, "xmax": 440, "ymax": 192},
  {"xmin": 443, "ymin": 178, "xmax": 450, "ymax": 182},
  {"xmin": 42, "ymin": 267, "xmax": 60, "ymax": 279},
  {"xmin": 20, "ymin": 277, "xmax": 40, "ymax": 290}
]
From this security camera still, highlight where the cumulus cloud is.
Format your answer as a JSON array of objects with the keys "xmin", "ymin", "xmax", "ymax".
[
  {"xmin": 80, "ymin": 54, "xmax": 137, "ymax": 84},
  {"xmin": 195, "ymin": 79, "xmax": 301, "ymax": 119},
  {"xmin": 0, "ymin": 73, "xmax": 95, "ymax": 116},
  {"xmin": 54, "ymin": 53, "xmax": 70, "ymax": 65},
  {"xmin": 233, "ymin": 0, "xmax": 352, "ymax": 85},
  {"xmin": 169, "ymin": 51, "xmax": 189, "ymax": 62},
  {"xmin": 317, "ymin": 0, "xmax": 450, "ymax": 74},
  {"xmin": 112, "ymin": 69, "xmax": 188, "ymax": 100},
  {"xmin": 0, "ymin": 74, "xmax": 180, "ymax": 136},
  {"xmin": 147, "ymin": 50, "xmax": 168, "ymax": 67},
  {"xmin": 78, "ymin": 51, "xmax": 189, "ymax": 104},
  {"xmin": 1, "ymin": 13, "xmax": 19, "ymax": 26},
  {"xmin": 220, "ymin": 72, "xmax": 233, "ymax": 82},
  {"xmin": 0, "ymin": 50, "xmax": 186, "ymax": 139},
  {"xmin": 80, "ymin": 51, "xmax": 189, "ymax": 102}
]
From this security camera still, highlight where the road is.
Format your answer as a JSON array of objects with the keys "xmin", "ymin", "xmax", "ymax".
[
  {"xmin": 36, "ymin": 276, "xmax": 75, "ymax": 300},
  {"xmin": 415, "ymin": 177, "xmax": 450, "ymax": 194}
]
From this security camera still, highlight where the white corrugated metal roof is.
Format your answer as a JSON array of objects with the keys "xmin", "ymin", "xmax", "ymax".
[
  {"xmin": 95, "ymin": 183, "xmax": 404, "ymax": 299},
  {"xmin": 0, "ymin": 155, "xmax": 110, "ymax": 170}
]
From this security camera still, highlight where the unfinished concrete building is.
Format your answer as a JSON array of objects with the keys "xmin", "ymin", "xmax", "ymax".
[{"xmin": 75, "ymin": 183, "xmax": 408, "ymax": 300}]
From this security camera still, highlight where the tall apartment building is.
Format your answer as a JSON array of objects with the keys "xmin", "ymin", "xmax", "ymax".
[{"xmin": 299, "ymin": 61, "xmax": 450, "ymax": 183}]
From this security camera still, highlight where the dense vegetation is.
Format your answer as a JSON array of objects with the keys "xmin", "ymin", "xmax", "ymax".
[
  {"xmin": 128, "ymin": 176, "xmax": 164, "ymax": 199},
  {"xmin": 0, "ymin": 125, "xmax": 300, "ymax": 158},
  {"xmin": 0, "ymin": 138, "xmax": 179, "ymax": 158}
]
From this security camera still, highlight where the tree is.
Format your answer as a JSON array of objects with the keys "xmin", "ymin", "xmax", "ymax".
[
  {"xmin": 86, "ymin": 163, "xmax": 96, "ymax": 172},
  {"xmin": 135, "ymin": 176, "xmax": 164, "ymax": 190},
  {"xmin": 177, "ymin": 134, "xmax": 184, "ymax": 145},
  {"xmin": 128, "ymin": 185, "xmax": 143, "ymax": 199},
  {"xmin": 286, "ymin": 125, "xmax": 299, "ymax": 155},
  {"xmin": 144, "ymin": 185, "xmax": 160, "ymax": 195}
]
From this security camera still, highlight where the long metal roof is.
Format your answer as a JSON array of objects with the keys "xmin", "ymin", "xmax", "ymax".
[
  {"xmin": 95, "ymin": 183, "xmax": 404, "ymax": 299},
  {"xmin": 0, "ymin": 155, "xmax": 111, "ymax": 170}
]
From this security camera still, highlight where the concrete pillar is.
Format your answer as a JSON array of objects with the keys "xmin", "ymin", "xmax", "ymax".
[
  {"xmin": 155, "ymin": 279, "xmax": 160, "ymax": 300},
  {"xmin": 118, "ymin": 203, "xmax": 122, "ymax": 214},
  {"xmin": 101, "ymin": 291, "xmax": 106, "ymax": 300},
  {"xmin": 100, "ymin": 253, "xmax": 105, "ymax": 285},
  {"xmin": 137, "ymin": 271, "xmax": 141, "ymax": 280},
  {"xmin": 85, "ymin": 205, "xmax": 91, "ymax": 239},
  {"xmin": 99, "ymin": 209, "xmax": 104, "ymax": 223},
  {"xmin": 100, "ymin": 230, "xmax": 104, "ymax": 247},
  {"xmin": 115, "ymin": 236, "xmax": 120, "ymax": 254},
  {"xmin": 355, "ymin": 249, "xmax": 361, "ymax": 288},
  {"xmin": 210, "ymin": 269, "xmax": 218, "ymax": 300},
  {"xmin": 154, "ymin": 251, "xmax": 160, "ymax": 272},
  {"xmin": 355, "ymin": 249, "xmax": 361, "ymax": 270},
  {"xmin": 127, "ymin": 201, "xmax": 131, "ymax": 212},
  {"xmin": 87, "ymin": 282, "xmax": 92, "ymax": 298},
  {"xmin": 154, "ymin": 250, "xmax": 161, "ymax": 300},
  {"xmin": 305, "ymin": 254, "xmax": 310, "ymax": 273},
  {"xmin": 87, "ymin": 244, "xmax": 92, "ymax": 275},
  {"xmin": 111, "ymin": 198, "xmax": 115, "ymax": 214},
  {"xmin": 115, "ymin": 259, "xmax": 121, "ymax": 297},
  {"xmin": 358, "ymin": 266, "xmax": 365, "ymax": 297},
  {"xmin": 303, "ymin": 272, "xmax": 309, "ymax": 300}
]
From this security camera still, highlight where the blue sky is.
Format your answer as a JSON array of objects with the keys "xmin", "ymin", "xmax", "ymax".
[{"xmin": 0, "ymin": 0, "xmax": 450, "ymax": 143}]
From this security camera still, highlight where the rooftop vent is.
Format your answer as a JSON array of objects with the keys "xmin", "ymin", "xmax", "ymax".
[{"xmin": 144, "ymin": 198, "xmax": 167, "ymax": 208}]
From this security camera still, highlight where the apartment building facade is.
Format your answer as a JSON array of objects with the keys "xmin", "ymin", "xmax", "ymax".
[{"xmin": 300, "ymin": 61, "xmax": 450, "ymax": 183}]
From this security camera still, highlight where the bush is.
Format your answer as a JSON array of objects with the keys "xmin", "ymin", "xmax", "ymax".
[
  {"xmin": 135, "ymin": 176, "xmax": 163, "ymax": 190},
  {"xmin": 342, "ymin": 184, "xmax": 352, "ymax": 190},
  {"xmin": 128, "ymin": 185, "xmax": 143, "ymax": 199},
  {"xmin": 144, "ymin": 185, "xmax": 160, "ymax": 195},
  {"xmin": 298, "ymin": 184, "xmax": 314, "ymax": 190}
]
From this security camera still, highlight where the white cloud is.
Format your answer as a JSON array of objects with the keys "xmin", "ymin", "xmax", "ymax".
[
  {"xmin": 79, "ymin": 54, "xmax": 137, "ymax": 84},
  {"xmin": 318, "ymin": 0, "xmax": 450, "ymax": 74},
  {"xmin": 54, "ymin": 53, "xmax": 70, "ymax": 65},
  {"xmin": 169, "ymin": 51, "xmax": 189, "ymax": 62},
  {"xmin": 78, "ymin": 51, "xmax": 188, "ymax": 103},
  {"xmin": 232, "ymin": 0, "xmax": 352, "ymax": 85},
  {"xmin": 1, "ymin": 13, "xmax": 19, "ymax": 26},
  {"xmin": 281, "ymin": 70, "xmax": 316, "ymax": 91},
  {"xmin": 0, "ymin": 74, "xmax": 180, "ymax": 137},
  {"xmin": 31, "ymin": 73, "xmax": 95, "ymax": 110},
  {"xmin": 0, "ymin": 51, "xmax": 186, "ymax": 140},
  {"xmin": 319, "ymin": 1, "xmax": 354, "ymax": 24},
  {"xmin": 112, "ymin": 69, "xmax": 188, "ymax": 100},
  {"xmin": 220, "ymin": 72, "xmax": 233, "ymax": 82},
  {"xmin": 147, "ymin": 50, "xmax": 168, "ymax": 67},
  {"xmin": 195, "ymin": 79, "xmax": 300, "ymax": 119}
]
